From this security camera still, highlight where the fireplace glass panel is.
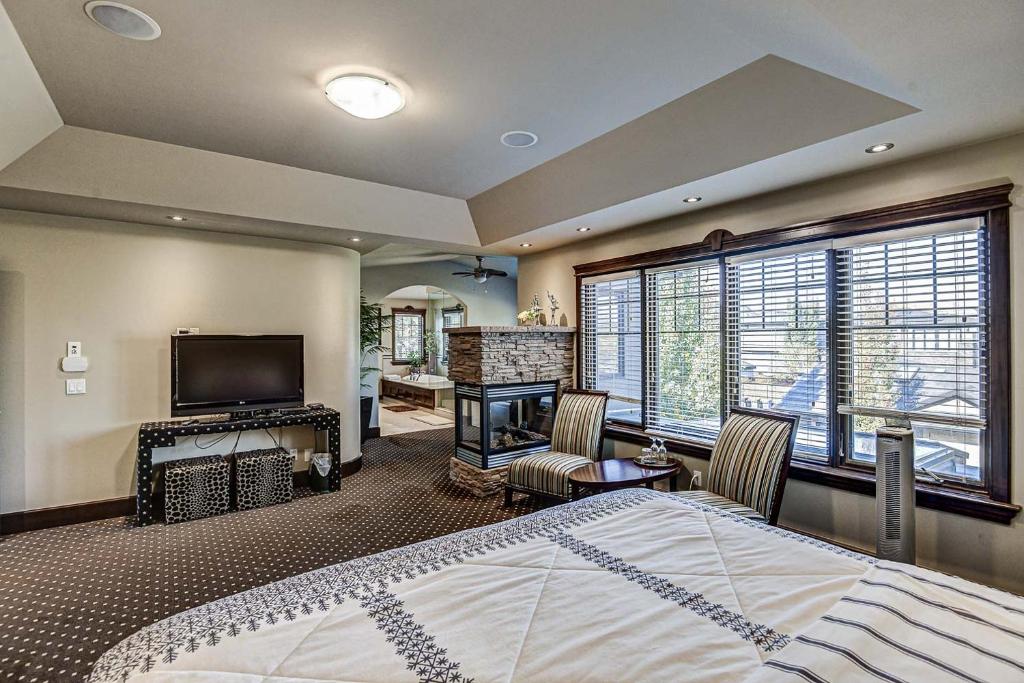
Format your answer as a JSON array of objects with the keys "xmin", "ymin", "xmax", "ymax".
[
  {"xmin": 458, "ymin": 398, "xmax": 482, "ymax": 449},
  {"xmin": 489, "ymin": 396, "xmax": 554, "ymax": 452}
]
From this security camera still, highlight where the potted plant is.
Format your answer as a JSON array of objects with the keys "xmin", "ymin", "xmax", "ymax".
[
  {"xmin": 360, "ymin": 294, "xmax": 391, "ymax": 443},
  {"xmin": 407, "ymin": 352, "xmax": 424, "ymax": 376},
  {"xmin": 422, "ymin": 331, "xmax": 439, "ymax": 374}
]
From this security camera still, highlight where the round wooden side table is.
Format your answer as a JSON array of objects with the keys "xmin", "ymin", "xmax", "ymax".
[{"xmin": 568, "ymin": 458, "xmax": 681, "ymax": 501}]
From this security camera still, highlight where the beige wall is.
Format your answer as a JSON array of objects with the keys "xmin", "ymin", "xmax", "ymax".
[
  {"xmin": 518, "ymin": 132, "xmax": 1024, "ymax": 592},
  {"xmin": 0, "ymin": 210, "xmax": 361, "ymax": 514}
]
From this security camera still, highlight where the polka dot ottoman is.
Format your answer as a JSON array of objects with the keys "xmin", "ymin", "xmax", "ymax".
[
  {"xmin": 235, "ymin": 447, "xmax": 295, "ymax": 511},
  {"xmin": 164, "ymin": 455, "xmax": 231, "ymax": 524}
]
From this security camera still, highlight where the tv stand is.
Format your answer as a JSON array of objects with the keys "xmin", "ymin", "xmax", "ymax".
[{"xmin": 136, "ymin": 406, "xmax": 341, "ymax": 525}]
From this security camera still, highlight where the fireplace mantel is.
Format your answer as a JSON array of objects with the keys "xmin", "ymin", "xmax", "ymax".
[{"xmin": 445, "ymin": 326, "xmax": 577, "ymax": 334}]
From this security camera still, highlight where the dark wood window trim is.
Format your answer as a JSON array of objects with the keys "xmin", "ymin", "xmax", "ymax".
[
  {"xmin": 391, "ymin": 307, "xmax": 426, "ymax": 365},
  {"xmin": 576, "ymin": 184, "xmax": 1017, "ymax": 523},
  {"xmin": 603, "ymin": 423, "xmax": 1019, "ymax": 524}
]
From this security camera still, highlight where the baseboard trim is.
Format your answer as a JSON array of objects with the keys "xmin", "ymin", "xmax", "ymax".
[
  {"xmin": 1, "ymin": 454, "xmax": 365, "ymax": 536},
  {"xmin": 1, "ymin": 496, "xmax": 136, "ymax": 535},
  {"xmin": 341, "ymin": 454, "xmax": 363, "ymax": 477}
]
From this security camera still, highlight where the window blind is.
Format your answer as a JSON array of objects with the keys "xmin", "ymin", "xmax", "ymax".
[
  {"xmin": 580, "ymin": 272, "xmax": 642, "ymax": 423},
  {"xmin": 836, "ymin": 220, "xmax": 987, "ymax": 482},
  {"xmin": 645, "ymin": 261, "xmax": 722, "ymax": 441},
  {"xmin": 726, "ymin": 249, "xmax": 829, "ymax": 459}
]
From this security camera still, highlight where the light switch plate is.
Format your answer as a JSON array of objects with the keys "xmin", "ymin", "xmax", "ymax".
[
  {"xmin": 68, "ymin": 341, "xmax": 82, "ymax": 357},
  {"xmin": 65, "ymin": 378, "xmax": 87, "ymax": 395}
]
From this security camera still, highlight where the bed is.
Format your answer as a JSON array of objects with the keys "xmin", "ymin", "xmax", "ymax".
[{"xmin": 90, "ymin": 489, "xmax": 1024, "ymax": 682}]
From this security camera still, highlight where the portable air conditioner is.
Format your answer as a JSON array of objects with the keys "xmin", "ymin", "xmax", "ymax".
[{"xmin": 875, "ymin": 425, "xmax": 916, "ymax": 564}]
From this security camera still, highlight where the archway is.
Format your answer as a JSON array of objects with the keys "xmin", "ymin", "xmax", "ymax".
[{"xmin": 369, "ymin": 286, "xmax": 467, "ymax": 436}]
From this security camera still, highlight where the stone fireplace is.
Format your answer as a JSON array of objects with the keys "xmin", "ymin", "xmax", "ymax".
[{"xmin": 445, "ymin": 326, "xmax": 576, "ymax": 496}]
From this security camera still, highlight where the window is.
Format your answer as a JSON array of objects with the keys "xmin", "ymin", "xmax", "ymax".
[
  {"xmin": 580, "ymin": 273, "xmax": 642, "ymax": 423},
  {"xmin": 441, "ymin": 306, "xmax": 464, "ymax": 364},
  {"xmin": 572, "ymin": 185, "xmax": 1012, "ymax": 518},
  {"xmin": 726, "ymin": 248, "xmax": 829, "ymax": 459},
  {"xmin": 392, "ymin": 308, "xmax": 425, "ymax": 364},
  {"xmin": 836, "ymin": 221, "xmax": 986, "ymax": 484},
  {"xmin": 646, "ymin": 262, "xmax": 722, "ymax": 440}
]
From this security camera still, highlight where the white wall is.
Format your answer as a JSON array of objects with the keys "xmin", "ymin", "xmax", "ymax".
[
  {"xmin": 517, "ymin": 132, "xmax": 1024, "ymax": 592},
  {"xmin": 0, "ymin": 210, "xmax": 361, "ymax": 513}
]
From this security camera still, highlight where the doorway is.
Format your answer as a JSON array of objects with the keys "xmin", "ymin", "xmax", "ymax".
[{"xmin": 375, "ymin": 286, "xmax": 465, "ymax": 435}]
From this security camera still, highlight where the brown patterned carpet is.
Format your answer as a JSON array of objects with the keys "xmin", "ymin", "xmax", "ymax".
[{"xmin": 0, "ymin": 428, "xmax": 539, "ymax": 682}]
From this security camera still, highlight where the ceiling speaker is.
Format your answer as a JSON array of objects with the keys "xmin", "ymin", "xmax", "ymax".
[
  {"xmin": 500, "ymin": 131, "xmax": 539, "ymax": 148},
  {"xmin": 84, "ymin": 2, "xmax": 161, "ymax": 41}
]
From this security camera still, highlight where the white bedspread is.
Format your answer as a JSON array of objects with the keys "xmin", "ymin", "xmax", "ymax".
[{"xmin": 90, "ymin": 490, "xmax": 1022, "ymax": 683}]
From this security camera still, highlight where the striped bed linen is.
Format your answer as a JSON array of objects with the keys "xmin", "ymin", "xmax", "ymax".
[{"xmin": 747, "ymin": 561, "xmax": 1024, "ymax": 683}]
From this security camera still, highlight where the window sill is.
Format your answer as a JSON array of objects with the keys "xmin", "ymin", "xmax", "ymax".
[{"xmin": 603, "ymin": 424, "xmax": 1021, "ymax": 524}]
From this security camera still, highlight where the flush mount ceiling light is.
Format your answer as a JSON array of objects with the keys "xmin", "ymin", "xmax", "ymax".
[
  {"xmin": 683, "ymin": 195, "xmax": 702, "ymax": 204},
  {"xmin": 865, "ymin": 142, "xmax": 895, "ymax": 154},
  {"xmin": 325, "ymin": 75, "xmax": 404, "ymax": 119},
  {"xmin": 519, "ymin": 242, "xmax": 533, "ymax": 248},
  {"xmin": 167, "ymin": 215, "xmax": 187, "ymax": 222},
  {"xmin": 349, "ymin": 237, "xmax": 361, "ymax": 242},
  {"xmin": 84, "ymin": 1, "xmax": 161, "ymax": 40},
  {"xmin": 500, "ymin": 131, "xmax": 539, "ymax": 148},
  {"xmin": 576, "ymin": 227, "xmax": 591, "ymax": 232}
]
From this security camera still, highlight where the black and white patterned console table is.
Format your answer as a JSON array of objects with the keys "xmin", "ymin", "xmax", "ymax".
[{"xmin": 136, "ymin": 408, "xmax": 341, "ymax": 526}]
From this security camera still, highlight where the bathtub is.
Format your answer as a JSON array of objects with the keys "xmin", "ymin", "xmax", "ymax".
[{"xmin": 381, "ymin": 374, "xmax": 454, "ymax": 410}]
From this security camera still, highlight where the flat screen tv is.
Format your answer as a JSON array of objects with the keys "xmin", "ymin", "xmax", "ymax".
[{"xmin": 171, "ymin": 335, "xmax": 304, "ymax": 416}]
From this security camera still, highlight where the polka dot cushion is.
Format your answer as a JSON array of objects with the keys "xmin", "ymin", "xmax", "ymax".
[
  {"xmin": 164, "ymin": 455, "xmax": 231, "ymax": 524},
  {"xmin": 235, "ymin": 448, "xmax": 294, "ymax": 511}
]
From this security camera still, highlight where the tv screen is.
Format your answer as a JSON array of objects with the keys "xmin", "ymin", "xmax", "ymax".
[{"xmin": 171, "ymin": 335, "xmax": 304, "ymax": 416}]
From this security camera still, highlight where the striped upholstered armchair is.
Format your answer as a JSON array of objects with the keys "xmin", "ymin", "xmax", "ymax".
[
  {"xmin": 676, "ymin": 407, "xmax": 798, "ymax": 525},
  {"xmin": 504, "ymin": 389, "xmax": 608, "ymax": 504}
]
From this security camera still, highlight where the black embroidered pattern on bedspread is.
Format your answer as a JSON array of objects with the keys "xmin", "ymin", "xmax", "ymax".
[{"xmin": 547, "ymin": 531, "xmax": 791, "ymax": 652}]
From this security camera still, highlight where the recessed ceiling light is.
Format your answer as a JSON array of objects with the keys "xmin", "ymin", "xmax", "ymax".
[
  {"xmin": 349, "ymin": 237, "xmax": 361, "ymax": 242},
  {"xmin": 84, "ymin": 2, "xmax": 161, "ymax": 41},
  {"xmin": 576, "ymin": 227, "xmax": 591, "ymax": 233},
  {"xmin": 325, "ymin": 75, "xmax": 405, "ymax": 119},
  {"xmin": 865, "ymin": 142, "xmax": 894, "ymax": 154},
  {"xmin": 501, "ymin": 131, "xmax": 538, "ymax": 148},
  {"xmin": 167, "ymin": 215, "xmax": 187, "ymax": 222},
  {"xmin": 520, "ymin": 242, "xmax": 533, "ymax": 248},
  {"xmin": 683, "ymin": 195, "xmax": 702, "ymax": 204}
]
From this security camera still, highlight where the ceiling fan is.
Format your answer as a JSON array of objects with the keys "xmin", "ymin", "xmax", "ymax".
[{"xmin": 452, "ymin": 256, "xmax": 508, "ymax": 284}]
